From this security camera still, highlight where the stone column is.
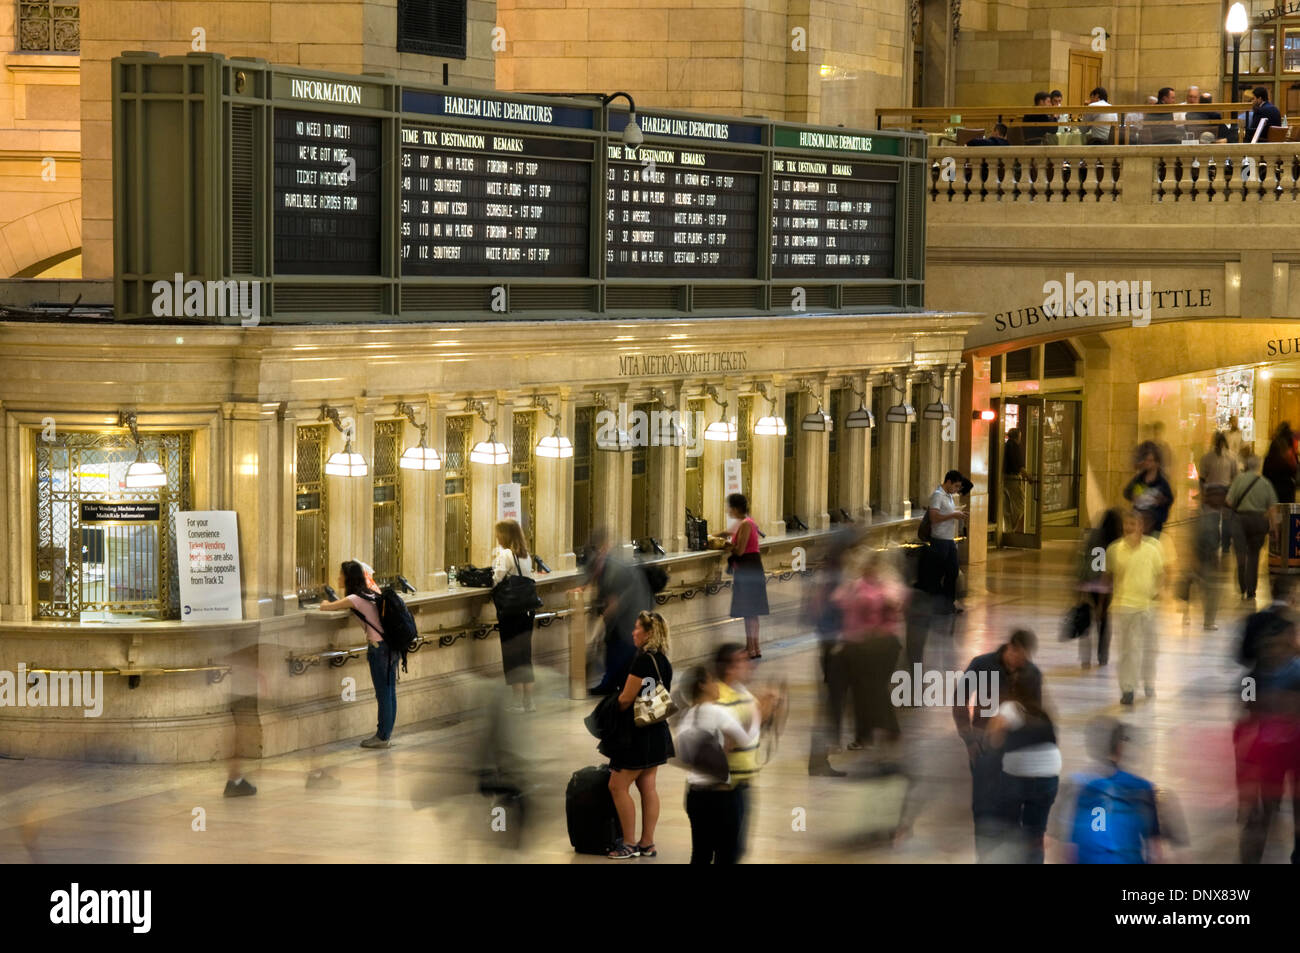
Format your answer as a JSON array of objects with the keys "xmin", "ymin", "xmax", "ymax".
[
  {"xmin": 794, "ymin": 379, "xmax": 831, "ymax": 530},
  {"xmin": 964, "ymin": 358, "xmax": 991, "ymax": 566},
  {"xmin": 323, "ymin": 402, "xmax": 366, "ymax": 579},
  {"xmin": 915, "ymin": 369, "xmax": 946, "ymax": 500},
  {"xmin": 429, "ymin": 397, "xmax": 449, "ymax": 587},
  {"xmin": 222, "ymin": 401, "xmax": 286, "ymax": 619},
  {"xmin": 837, "ymin": 374, "xmax": 871, "ymax": 521},
  {"xmin": 647, "ymin": 387, "xmax": 685, "ymax": 553},
  {"xmin": 877, "ymin": 370, "xmax": 914, "ymax": 518},
  {"xmin": 592, "ymin": 389, "xmax": 631, "ymax": 555},
  {"xmin": 701, "ymin": 382, "xmax": 737, "ymax": 532},
  {"xmin": 750, "ymin": 380, "xmax": 786, "ymax": 535},
  {"xmin": 398, "ymin": 398, "xmax": 437, "ymax": 590},
  {"xmin": 534, "ymin": 391, "xmax": 575, "ymax": 569},
  {"xmin": 469, "ymin": 394, "xmax": 511, "ymax": 567}
]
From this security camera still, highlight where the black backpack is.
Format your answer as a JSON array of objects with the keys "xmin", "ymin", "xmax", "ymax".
[
  {"xmin": 641, "ymin": 564, "xmax": 669, "ymax": 595},
  {"xmin": 685, "ymin": 509, "xmax": 709, "ymax": 551},
  {"xmin": 493, "ymin": 552, "xmax": 543, "ymax": 616},
  {"xmin": 352, "ymin": 589, "xmax": 418, "ymax": 673}
]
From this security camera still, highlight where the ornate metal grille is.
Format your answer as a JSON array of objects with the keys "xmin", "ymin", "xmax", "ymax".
[
  {"xmin": 631, "ymin": 403, "xmax": 652, "ymax": 541},
  {"xmin": 511, "ymin": 411, "xmax": 537, "ymax": 540},
  {"xmin": 828, "ymin": 388, "xmax": 842, "ymax": 513},
  {"xmin": 34, "ymin": 428, "xmax": 191, "ymax": 620},
  {"xmin": 19, "ymin": 2, "xmax": 80, "ymax": 52},
  {"xmin": 444, "ymin": 415, "xmax": 472, "ymax": 569},
  {"xmin": 783, "ymin": 392, "xmax": 798, "ymax": 518},
  {"xmin": 685, "ymin": 398, "xmax": 705, "ymax": 517},
  {"xmin": 295, "ymin": 425, "xmax": 329, "ymax": 603},
  {"xmin": 572, "ymin": 407, "xmax": 594, "ymax": 551},
  {"xmin": 737, "ymin": 395, "xmax": 753, "ymax": 500},
  {"xmin": 372, "ymin": 419, "xmax": 403, "ymax": 585}
]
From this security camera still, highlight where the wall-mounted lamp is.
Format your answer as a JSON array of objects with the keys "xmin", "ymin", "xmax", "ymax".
[
  {"xmin": 798, "ymin": 379, "xmax": 832, "ymax": 432},
  {"xmin": 921, "ymin": 369, "xmax": 953, "ymax": 421},
  {"xmin": 534, "ymin": 396, "xmax": 574, "ymax": 459},
  {"xmin": 651, "ymin": 388, "xmax": 688, "ymax": 446},
  {"xmin": 118, "ymin": 411, "xmax": 168, "ymax": 488},
  {"xmin": 321, "ymin": 404, "xmax": 368, "ymax": 477},
  {"xmin": 885, "ymin": 373, "xmax": 916, "ymax": 424},
  {"xmin": 592, "ymin": 391, "xmax": 633, "ymax": 452},
  {"xmin": 702, "ymin": 384, "xmax": 738, "ymax": 441},
  {"xmin": 753, "ymin": 382, "xmax": 787, "ymax": 436},
  {"xmin": 973, "ymin": 409, "xmax": 997, "ymax": 422},
  {"xmin": 466, "ymin": 399, "xmax": 510, "ymax": 465},
  {"xmin": 841, "ymin": 376, "xmax": 875, "ymax": 430},
  {"xmin": 604, "ymin": 91, "xmax": 644, "ymax": 147},
  {"xmin": 395, "ymin": 402, "xmax": 442, "ymax": 471}
]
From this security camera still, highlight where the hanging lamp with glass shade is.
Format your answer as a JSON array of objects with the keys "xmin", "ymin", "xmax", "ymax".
[
  {"xmin": 753, "ymin": 382, "xmax": 787, "ymax": 436},
  {"xmin": 321, "ymin": 404, "xmax": 369, "ymax": 477},
  {"xmin": 840, "ymin": 375, "xmax": 875, "ymax": 429},
  {"xmin": 396, "ymin": 401, "xmax": 442, "ymax": 471},
  {"xmin": 885, "ymin": 372, "xmax": 917, "ymax": 424},
  {"xmin": 118, "ymin": 412, "xmax": 168, "ymax": 488},
  {"xmin": 921, "ymin": 370, "xmax": 953, "ymax": 421},
  {"xmin": 702, "ymin": 384, "xmax": 738, "ymax": 442},
  {"xmin": 534, "ymin": 396, "xmax": 574, "ymax": 458},
  {"xmin": 796, "ymin": 379, "xmax": 833, "ymax": 432},
  {"xmin": 466, "ymin": 398, "xmax": 510, "ymax": 465}
]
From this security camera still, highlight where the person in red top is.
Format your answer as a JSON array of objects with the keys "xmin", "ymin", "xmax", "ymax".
[
  {"xmin": 833, "ymin": 548, "xmax": 909, "ymax": 750},
  {"xmin": 722, "ymin": 493, "xmax": 769, "ymax": 659}
]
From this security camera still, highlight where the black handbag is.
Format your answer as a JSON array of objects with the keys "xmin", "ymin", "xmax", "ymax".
[
  {"xmin": 685, "ymin": 509, "xmax": 709, "ymax": 551},
  {"xmin": 492, "ymin": 552, "xmax": 543, "ymax": 615},
  {"xmin": 458, "ymin": 565, "xmax": 494, "ymax": 588},
  {"xmin": 1061, "ymin": 601, "xmax": 1092, "ymax": 640}
]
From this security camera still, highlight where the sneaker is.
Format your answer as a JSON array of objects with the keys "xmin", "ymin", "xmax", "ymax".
[
  {"xmin": 607, "ymin": 844, "xmax": 639, "ymax": 859},
  {"xmin": 523, "ymin": 702, "xmax": 538, "ymax": 713},
  {"xmin": 1120, "ymin": 692, "xmax": 1135, "ymax": 706},
  {"xmin": 223, "ymin": 779, "xmax": 256, "ymax": 797},
  {"xmin": 360, "ymin": 735, "xmax": 391, "ymax": 749},
  {"xmin": 505, "ymin": 705, "xmax": 527, "ymax": 714}
]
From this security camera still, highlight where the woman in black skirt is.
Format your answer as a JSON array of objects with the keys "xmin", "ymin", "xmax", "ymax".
[
  {"xmin": 723, "ymin": 493, "xmax": 769, "ymax": 659},
  {"xmin": 600, "ymin": 610, "xmax": 674, "ymax": 859},
  {"xmin": 492, "ymin": 519, "xmax": 536, "ymax": 712}
]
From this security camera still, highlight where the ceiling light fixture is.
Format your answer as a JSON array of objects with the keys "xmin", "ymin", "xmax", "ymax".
[
  {"xmin": 321, "ymin": 404, "xmax": 369, "ymax": 477},
  {"xmin": 753, "ymin": 382, "xmax": 788, "ymax": 436},
  {"xmin": 465, "ymin": 399, "xmax": 510, "ymax": 465},
  {"xmin": 702, "ymin": 384, "xmax": 738, "ymax": 441},
  {"xmin": 534, "ymin": 395, "xmax": 574, "ymax": 459},
  {"xmin": 395, "ymin": 401, "xmax": 442, "ymax": 471}
]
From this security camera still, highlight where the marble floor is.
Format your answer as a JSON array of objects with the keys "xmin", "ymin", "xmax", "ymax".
[{"xmin": 0, "ymin": 535, "xmax": 1292, "ymax": 864}]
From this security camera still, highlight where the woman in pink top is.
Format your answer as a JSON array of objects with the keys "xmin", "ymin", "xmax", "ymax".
[
  {"xmin": 723, "ymin": 493, "xmax": 769, "ymax": 659},
  {"xmin": 320, "ymin": 560, "xmax": 397, "ymax": 748},
  {"xmin": 833, "ymin": 549, "xmax": 908, "ymax": 750}
]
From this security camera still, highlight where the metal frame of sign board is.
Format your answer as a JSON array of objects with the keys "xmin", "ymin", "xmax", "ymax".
[{"xmin": 112, "ymin": 53, "xmax": 927, "ymax": 324}]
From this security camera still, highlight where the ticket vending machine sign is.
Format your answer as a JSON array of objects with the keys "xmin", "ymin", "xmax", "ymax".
[{"xmin": 176, "ymin": 511, "xmax": 244, "ymax": 622}]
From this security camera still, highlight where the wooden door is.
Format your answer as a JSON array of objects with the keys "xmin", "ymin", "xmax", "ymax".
[
  {"xmin": 1272, "ymin": 380, "xmax": 1300, "ymax": 440},
  {"xmin": 1068, "ymin": 51, "xmax": 1103, "ymax": 105}
]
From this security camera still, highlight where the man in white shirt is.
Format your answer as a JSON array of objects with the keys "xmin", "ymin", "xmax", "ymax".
[
  {"xmin": 1174, "ymin": 84, "xmax": 1200, "ymax": 125},
  {"xmin": 926, "ymin": 469, "xmax": 969, "ymax": 614},
  {"xmin": 1085, "ymin": 86, "xmax": 1119, "ymax": 144}
]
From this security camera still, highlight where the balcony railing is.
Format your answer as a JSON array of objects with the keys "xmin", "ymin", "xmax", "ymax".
[{"xmin": 929, "ymin": 143, "xmax": 1300, "ymax": 204}]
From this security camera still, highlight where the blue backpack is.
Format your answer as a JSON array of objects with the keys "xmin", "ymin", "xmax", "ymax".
[{"xmin": 1071, "ymin": 771, "xmax": 1158, "ymax": 864}]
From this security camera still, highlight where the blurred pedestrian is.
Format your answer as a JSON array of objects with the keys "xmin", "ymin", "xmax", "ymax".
[
  {"xmin": 988, "ymin": 668, "xmax": 1061, "ymax": 863},
  {"xmin": 713, "ymin": 643, "xmax": 769, "ymax": 862},
  {"xmin": 1001, "ymin": 427, "xmax": 1034, "ymax": 539},
  {"xmin": 1077, "ymin": 508, "xmax": 1122, "ymax": 668},
  {"xmin": 677, "ymin": 665, "xmax": 774, "ymax": 864},
  {"xmin": 833, "ymin": 547, "xmax": 908, "ymax": 752},
  {"xmin": 722, "ymin": 493, "xmax": 769, "ymax": 659},
  {"xmin": 805, "ymin": 531, "xmax": 854, "ymax": 777},
  {"xmin": 1200, "ymin": 430, "xmax": 1238, "ymax": 558},
  {"xmin": 1107, "ymin": 509, "xmax": 1165, "ymax": 707},
  {"xmin": 586, "ymin": 528, "xmax": 653, "ymax": 695},
  {"xmin": 1179, "ymin": 477, "xmax": 1226, "ymax": 631},
  {"xmin": 1264, "ymin": 422, "xmax": 1297, "ymax": 504},
  {"xmin": 925, "ymin": 469, "xmax": 970, "ymax": 612},
  {"xmin": 954, "ymin": 629, "xmax": 1041, "ymax": 862},
  {"xmin": 1227, "ymin": 456, "xmax": 1277, "ymax": 603},
  {"xmin": 1123, "ymin": 441, "xmax": 1174, "ymax": 537},
  {"xmin": 320, "ymin": 560, "xmax": 396, "ymax": 748},
  {"xmin": 492, "ymin": 519, "xmax": 536, "ymax": 713},
  {"xmin": 601, "ymin": 611, "xmax": 674, "ymax": 859},
  {"xmin": 1064, "ymin": 718, "xmax": 1164, "ymax": 863}
]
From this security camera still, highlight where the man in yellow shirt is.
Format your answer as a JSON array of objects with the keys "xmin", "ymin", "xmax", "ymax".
[
  {"xmin": 1106, "ymin": 509, "xmax": 1165, "ymax": 706},
  {"xmin": 713, "ymin": 644, "xmax": 763, "ymax": 863}
]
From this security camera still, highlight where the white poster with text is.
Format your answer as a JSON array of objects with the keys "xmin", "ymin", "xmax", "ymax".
[
  {"xmin": 176, "ymin": 510, "xmax": 243, "ymax": 622},
  {"xmin": 724, "ymin": 458, "xmax": 743, "ymax": 498},
  {"xmin": 497, "ymin": 483, "xmax": 522, "ymax": 524}
]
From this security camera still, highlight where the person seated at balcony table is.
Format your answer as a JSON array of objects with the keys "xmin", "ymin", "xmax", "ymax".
[
  {"xmin": 1050, "ymin": 90, "xmax": 1068, "ymax": 132},
  {"xmin": 1144, "ymin": 87, "xmax": 1184, "ymax": 145},
  {"xmin": 1173, "ymin": 84, "xmax": 1200, "ymax": 126},
  {"xmin": 1125, "ymin": 96, "xmax": 1158, "ymax": 143},
  {"xmin": 1084, "ymin": 87, "xmax": 1118, "ymax": 145},
  {"xmin": 1022, "ymin": 92, "xmax": 1055, "ymax": 145},
  {"xmin": 1187, "ymin": 92, "xmax": 1226, "ymax": 143},
  {"xmin": 1246, "ymin": 86, "xmax": 1283, "ymax": 143},
  {"xmin": 967, "ymin": 123, "xmax": 1010, "ymax": 147}
]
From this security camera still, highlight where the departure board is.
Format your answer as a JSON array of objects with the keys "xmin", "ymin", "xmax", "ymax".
[
  {"xmin": 606, "ymin": 145, "xmax": 762, "ymax": 279},
  {"xmin": 274, "ymin": 109, "xmax": 383, "ymax": 275},
  {"xmin": 400, "ymin": 125, "xmax": 592, "ymax": 277},
  {"xmin": 770, "ymin": 156, "xmax": 898, "ymax": 279}
]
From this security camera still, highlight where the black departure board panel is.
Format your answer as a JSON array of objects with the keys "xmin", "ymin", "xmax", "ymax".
[
  {"xmin": 400, "ymin": 125, "xmax": 592, "ymax": 277},
  {"xmin": 274, "ymin": 109, "xmax": 383, "ymax": 275},
  {"xmin": 771, "ymin": 157, "xmax": 898, "ymax": 279},
  {"xmin": 606, "ymin": 145, "xmax": 761, "ymax": 279}
]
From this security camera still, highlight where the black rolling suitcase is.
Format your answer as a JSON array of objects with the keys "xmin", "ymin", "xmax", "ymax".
[{"xmin": 565, "ymin": 764, "xmax": 620, "ymax": 855}]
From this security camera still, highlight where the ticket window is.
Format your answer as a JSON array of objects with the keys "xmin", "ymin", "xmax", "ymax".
[
  {"xmin": 371, "ymin": 419, "xmax": 403, "ymax": 587},
  {"xmin": 295, "ymin": 424, "xmax": 330, "ymax": 605},
  {"xmin": 443, "ymin": 415, "xmax": 473, "ymax": 571},
  {"xmin": 573, "ymin": 407, "xmax": 595, "ymax": 555}
]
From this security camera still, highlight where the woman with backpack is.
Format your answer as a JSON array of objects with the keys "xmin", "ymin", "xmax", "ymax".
[
  {"xmin": 600, "ymin": 611, "xmax": 674, "ymax": 859},
  {"xmin": 676, "ymin": 665, "xmax": 774, "ymax": 863},
  {"xmin": 320, "ymin": 560, "xmax": 397, "ymax": 749},
  {"xmin": 988, "ymin": 664, "xmax": 1061, "ymax": 863},
  {"xmin": 492, "ymin": 519, "xmax": 536, "ymax": 713}
]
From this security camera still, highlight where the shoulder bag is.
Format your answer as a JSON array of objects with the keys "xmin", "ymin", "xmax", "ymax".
[
  {"xmin": 1227, "ymin": 475, "xmax": 1261, "ymax": 513},
  {"xmin": 492, "ymin": 552, "xmax": 543, "ymax": 615},
  {"xmin": 633, "ymin": 652, "xmax": 678, "ymax": 727}
]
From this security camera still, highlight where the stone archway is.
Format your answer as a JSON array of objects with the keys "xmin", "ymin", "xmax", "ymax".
[{"xmin": 0, "ymin": 198, "xmax": 82, "ymax": 279}]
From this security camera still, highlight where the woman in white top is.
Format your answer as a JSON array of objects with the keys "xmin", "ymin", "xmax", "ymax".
[
  {"xmin": 492, "ymin": 519, "xmax": 536, "ymax": 712},
  {"xmin": 676, "ymin": 665, "xmax": 773, "ymax": 864},
  {"xmin": 987, "ymin": 668, "xmax": 1061, "ymax": 863}
]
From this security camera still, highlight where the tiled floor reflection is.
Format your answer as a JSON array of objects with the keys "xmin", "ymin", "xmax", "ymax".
[{"xmin": 0, "ymin": 537, "xmax": 1291, "ymax": 863}]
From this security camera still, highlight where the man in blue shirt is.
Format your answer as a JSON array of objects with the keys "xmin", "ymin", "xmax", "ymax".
[{"xmin": 1246, "ymin": 86, "xmax": 1283, "ymax": 142}]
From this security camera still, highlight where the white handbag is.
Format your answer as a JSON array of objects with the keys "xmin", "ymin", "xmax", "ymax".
[{"xmin": 633, "ymin": 653, "xmax": 677, "ymax": 727}]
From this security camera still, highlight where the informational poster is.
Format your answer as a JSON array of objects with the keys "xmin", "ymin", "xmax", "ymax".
[
  {"xmin": 176, "ymin": 511, "xmax": 243, "ymax": 623},
  {"xmin": 724, "ymin": 458, "xmax": 743, "ymax": 497},
  {"xmin": 497, "ymin": 483, "xmax": 522, "ymax": 523}
]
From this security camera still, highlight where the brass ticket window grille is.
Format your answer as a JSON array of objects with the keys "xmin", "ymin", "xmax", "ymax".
[
  {"xmin": 737, "ymin": 395, "xmax": 753, "ymax": 502},
  {"xmin": 19, "ymin": 1, "xmax": 80, "ymax": 52},
  {"xmin": 35, "ymin": 428, "xmax": 191, "ymax": 621},
  {"xmin": 828, "ymin": 388, "xmax": 842, "ymax": 514},
  {"xmin": 572, "ymin": 407, "xmax": 595, "ymax": 552},
  {"xmin": 684, "ymin": 398, "xmax": 705, "ymax": 518},
  {"xmin": 630, "ymin": 402, "xmax": 653, "ymax": 542},
  {"xmin": 372, "ymin": 419, "xmax": 404, "ymax": 586},
  {"xmin": 295, "ymin": 424, "xmax": 330, "ymax": 604},
  {"xmin": 444, "ymin": 415, "xmax": 473, "ymax": 569},
  {"xmin": 511, "ymin": 411, "xmax": 537, "ymax": 538},
  {"xmin": 783, "ymin": 392, "xmax": 798, "ymax": 519}
]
